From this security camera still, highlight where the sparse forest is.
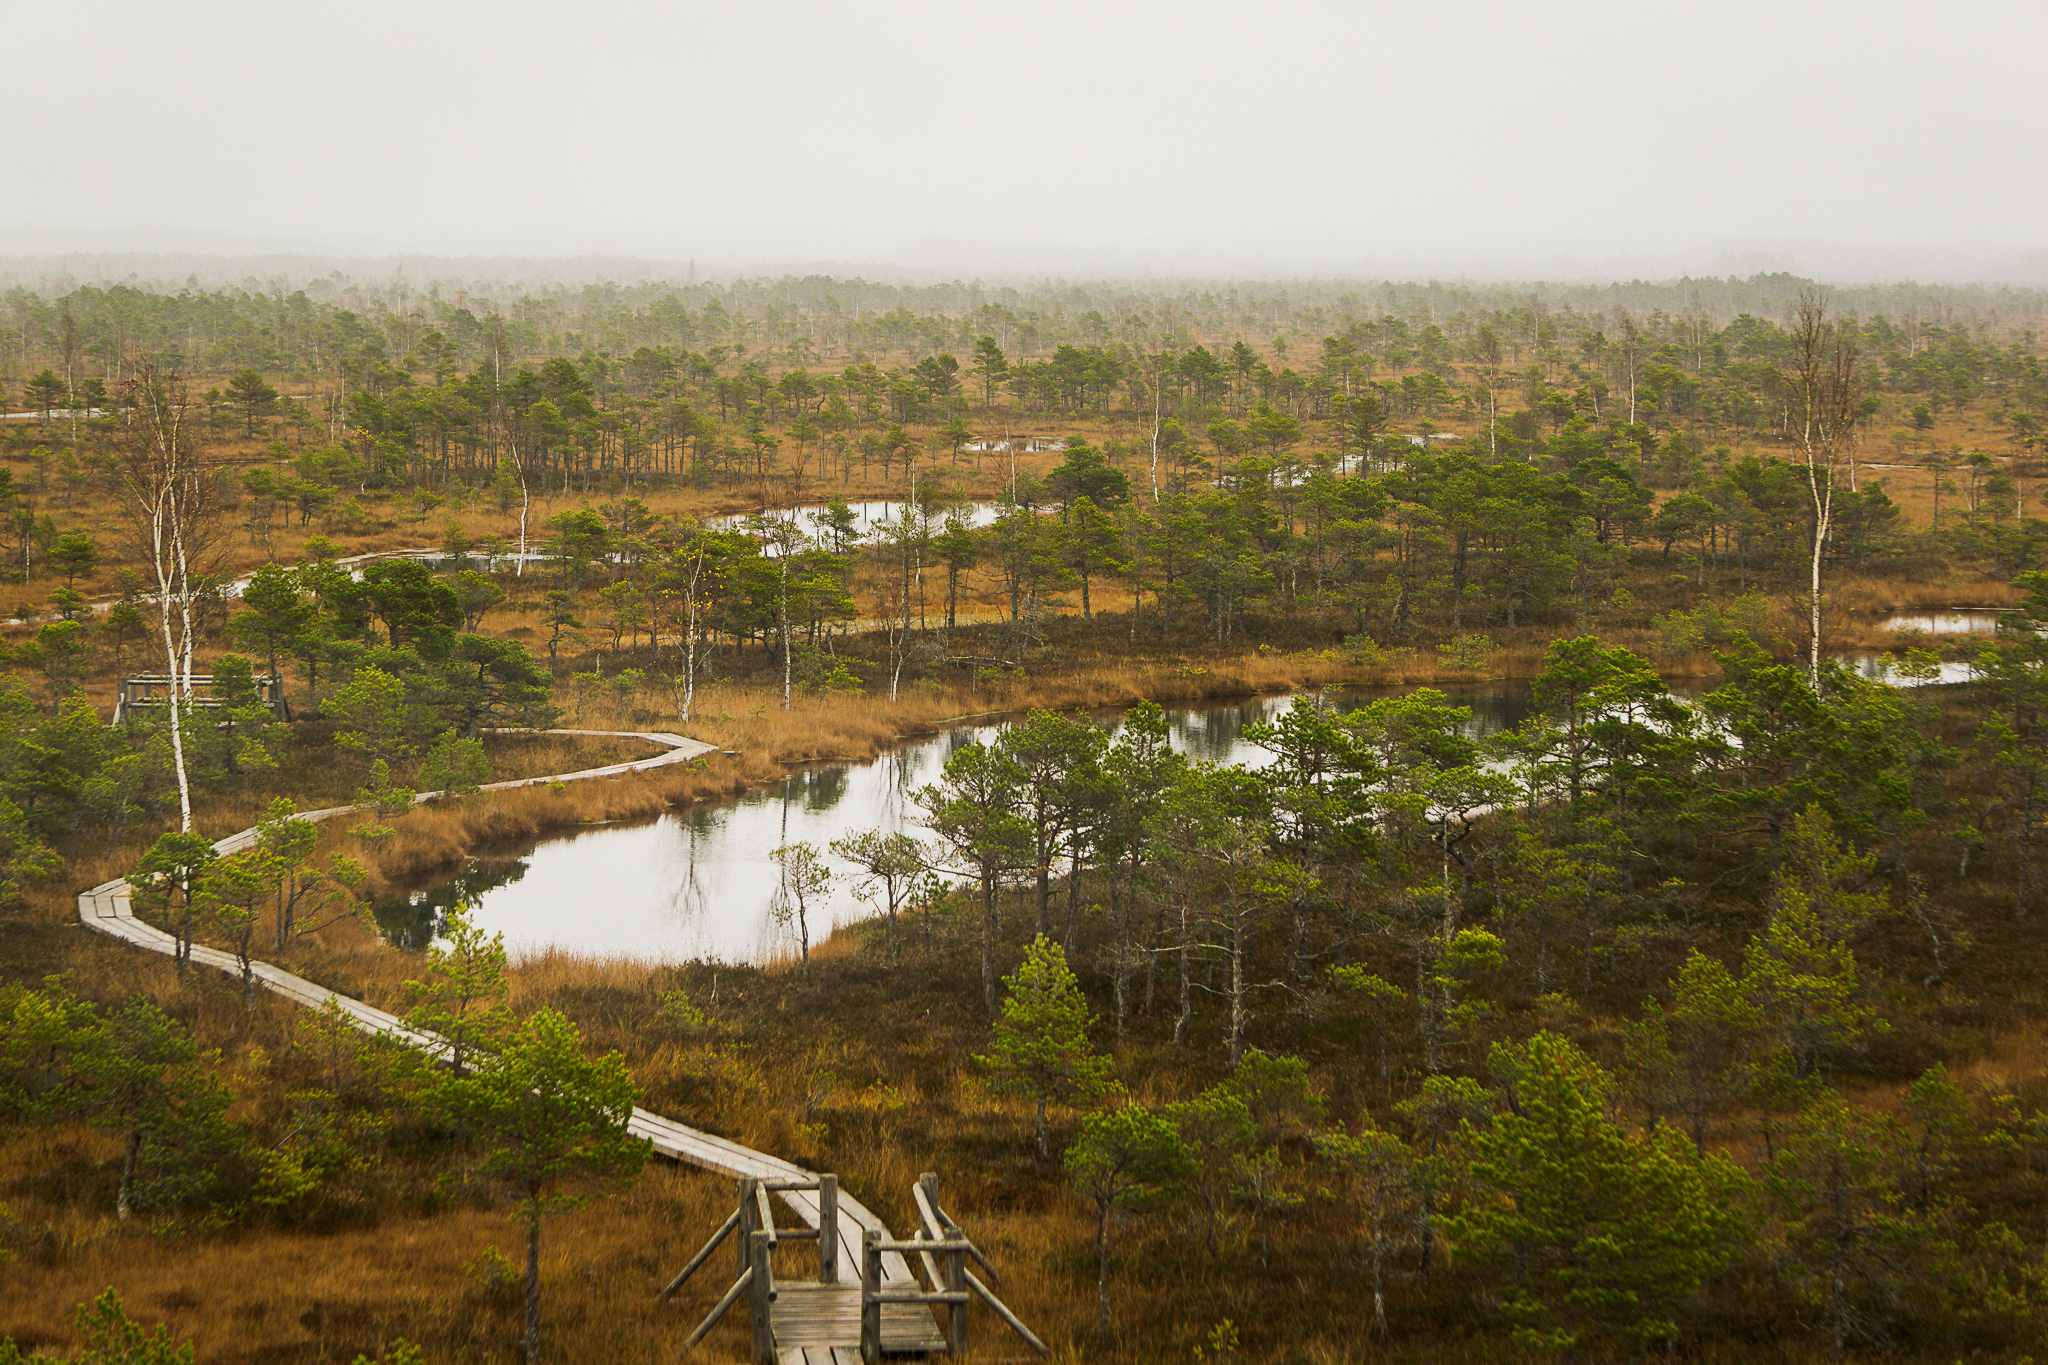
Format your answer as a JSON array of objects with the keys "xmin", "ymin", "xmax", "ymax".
[{"xmin": 7, "ymin": 266, "xmax": 2048, "ymax": 1363}]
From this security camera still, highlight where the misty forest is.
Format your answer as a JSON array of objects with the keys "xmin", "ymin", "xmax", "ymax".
[{"xmin": 10, "ymin": 266, "xmax": 2048, "ymax": 1365}]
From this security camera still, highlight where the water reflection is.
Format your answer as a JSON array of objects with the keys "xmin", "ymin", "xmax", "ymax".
[
  {"xmin": 1842, "ymin": 654, "xmax": 1977, "ymax": 686},
  {"xmin": 384, "ymin": 642, "xmax": 1988, "ymax": 965},
  {"xmin": 390, "ymin": 686, "xmax": 1557, "ymax": 966},
  {"xmin": 790, "ymin": 765, "xmax": 850, "ymax": 813},
  {"xmin": 1878, "ymin": 609, "xmax": 2005, "ymax": 635},
  {"xmin": 712, "ymin": 499, "xmax": 999, "ymax": 545},
  {"xmin": 373, "ymin": 861, "xmax": 526, "ymax": 951}
]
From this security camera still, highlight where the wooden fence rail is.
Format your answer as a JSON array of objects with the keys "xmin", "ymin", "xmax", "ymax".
[{"xmin": 857, "ymin": 1174, "xmax": 1050, "ymax": 1362}]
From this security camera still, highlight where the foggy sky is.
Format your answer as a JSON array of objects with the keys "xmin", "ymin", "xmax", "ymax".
[{"xmin": 4, "ymin": 0, "xmax": 2043, "ymax": 282}]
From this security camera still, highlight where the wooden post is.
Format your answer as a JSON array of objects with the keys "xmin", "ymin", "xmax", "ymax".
[
  {"xmin": 861, "ymin": 1229, "xmax": 883, "ymax": 1365},
  {"xmin": 818, "ymin": 1173, "xmax": 839, "ymax": 1284},
  {"xmin": 943, "ymin": 1224, "xmax": 969, "ymax": 1355},
  {"xmin": 737, "ymin": 1176, "xmax": 758, "ymax": 1282},
  {"xmin": 749, "ymin": 1229, "xmax": 775, "ymax": 1365}
]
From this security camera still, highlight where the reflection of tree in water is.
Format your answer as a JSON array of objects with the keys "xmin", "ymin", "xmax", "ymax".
[
  {"xmin": 790, "ymin": 764, "xmax": 850, "ymax": 813},
  {"xmin": 1435, "ymin": 685, "xmax": 1525, "ymax": 739},
  {"xmin": 358, "ymin": 689, "xmax": 1556, "ymax": 965},
  {"xmin": 1242, "ymin": 685, "xmax": 1528, "ymax": 743},
  {"xmin": 682, "ymin": 802, "xmax": 734, "ymax": 836},
  {"xmin": 875, "ymin": 745, "xmax": 928, "ymax": 827},
  {"xmin": 1176, "ymin": 703, "xmax": 1261, "ymax": 763},
  {"xmin": 674, "ymin": 812, "xmax": 710, "ymax": 927},
  {"xmin": 372, "ymin": 860, "xmax": 526, "ymax": 951}
]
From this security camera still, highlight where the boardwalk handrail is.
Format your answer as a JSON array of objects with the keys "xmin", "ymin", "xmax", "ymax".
[
  {"xmin": 682, "ymin": 1265, "xmax": 753, "ymax": 1351},
  {"xmin": 748, "ymin": 1228, "xmax": 776, "ymax": 1363},
  {"xmin": 912, "ymin": 1173, "xmax": 1004, "ymax": 1287},
  {"xmin": 661, "ymin": 1172, "xmax": 840, "ymax": 1305},
  {"xmin": 860, "ymin": 1175, "xmax": 1051, "ymax": 1361},
  {"xmin": 761, "ymin": 1174, "xmax": 839, "ymax": 1276},
  {"xmin": 675, "ymin": 1221, "xmax": 781, "ymax": 1363},
  {"xmin": 659, "ymin": 1206, "xmax": 741, "ymax": 1302}
]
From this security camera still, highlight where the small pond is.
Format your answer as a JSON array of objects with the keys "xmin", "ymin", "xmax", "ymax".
[
  {"xmin": 1877, "ymin": 609, "xmax": 2007, "ymax": 635},
  {"xmin": 375, "ymin": 654, "xmax": 1976, "ymax": 967},
  {"xmin": 374, "ymin": 684, "xmax": 1544, "ymax": 966},
  {"xmin": 711, "ymin": 499, "xmax": 999, "ymax": 544}
]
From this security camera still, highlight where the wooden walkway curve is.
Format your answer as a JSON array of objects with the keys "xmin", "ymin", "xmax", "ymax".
[{"xmin": 73, "ymin": 727, "xmax": 929, "ymax": 1361}]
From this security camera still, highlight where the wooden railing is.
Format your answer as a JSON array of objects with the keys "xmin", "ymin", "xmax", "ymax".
[
  {"xmin": 664, "ymin": 1171, "xmax": 1047, "ymax": 1362},
  {"xmin": 860, "ymin": 1174, "xmax": 1049, "ymax": 1362},
  {"xmin": 665, "ymin": 1173, "xmax": 841, "ymax": 1363},
  {"xmin": 112, "ymin": 671, "xmax": 289, "ymax": 723}
]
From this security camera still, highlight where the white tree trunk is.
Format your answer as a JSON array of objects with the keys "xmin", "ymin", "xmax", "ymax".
[
  {"xmin": 151, "ymin": 499, "xmax": 193, "ymax": 833},
  {"xmin": 681, "ymin": 596, "xmax": 699, "ymax": 724},
  {"xmin": 516, "ymin": 476, "xmax": 530, "ymax": 577},
  {"xmin": 1808, "ymin": 474, "xmax": 1832, "ymax": 689}
]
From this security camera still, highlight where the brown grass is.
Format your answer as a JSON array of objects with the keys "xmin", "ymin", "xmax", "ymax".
[
  {"xmin": 11, "ymin": 331, "xmax": 2048, "ymax": 1364},
  {"xmin": 0, "ymin": 1138, "xmax": 736, "ymax": 1365},
  {"xmin": 10, "ymin": 736, "xmax": 2045, "ymax": 1362}
]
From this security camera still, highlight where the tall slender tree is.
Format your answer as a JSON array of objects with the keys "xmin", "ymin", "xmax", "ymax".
[
  {"xmin": 118, "ymin": 357, "xmax": 220, "ymax": 832},
  {"xmin": 1784, "ymin": 292, "xmax": 1861, "ymax": 688}
]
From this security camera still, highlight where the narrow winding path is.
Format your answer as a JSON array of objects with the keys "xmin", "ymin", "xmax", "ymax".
[{"xmin": 74, "ymin": 728, "xmax": 919, "ymax": 1356}]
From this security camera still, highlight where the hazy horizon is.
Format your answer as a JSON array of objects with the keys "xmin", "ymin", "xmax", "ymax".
[
  {"xmin": 6, "ymin": 239, "xmax": 2048, "ymax": 297},
  {"xmin": 7, "ymin": 0, "xmax": 2042, "ymax": 288}
]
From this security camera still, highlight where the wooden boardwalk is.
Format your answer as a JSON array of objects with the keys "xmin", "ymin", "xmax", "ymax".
[
  {"xmin": 772, "ymin": 1285, "xmax": 946, "ymax": 1357},
  {"xmin": 73, "ymin": 727, "xmax": 947, "ymax": 1362}
]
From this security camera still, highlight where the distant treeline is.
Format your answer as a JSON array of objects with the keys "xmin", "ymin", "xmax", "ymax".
[{"xmin": 4, "ymin": 271, "xmax": 2047, "ymax": 394}]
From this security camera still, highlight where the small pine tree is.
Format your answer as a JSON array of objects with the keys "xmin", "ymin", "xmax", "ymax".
[
  {"xmin": 0, "ymin": 1287, "xmax": 194, "ymax": 1365},
  {"xmin": 768, "ymin": 841, "xmax": 830, "ymax": 968},
  {"xmin": 443, "ymin": 1009, "xmax": 649, "ymax": 1365},
  {"xmin": 403, "ymin": 904, "xmax": 511, "ymax": 1075},
  {"xmin": 1065, "ymin": 1105, "xmax": 1192, "ymax": 1336},
  {"xmin": 420, "ymin": 729, "xmax": 491, "ymax": 796},
  {"xmin": 130, "ymin": 831, "xmax": 220, "ymax": 971},
  {"xmin": 1318, "ymin": 1127, "xmax": 1417, "ymax": 1342},
  {"xmin": 1447, "ymin": 1031, "xmax": 1752, "ymax": 1353},
  {"xmin": 979, "ymin": 936, "xmax": 1115, "ymax": 1158}
]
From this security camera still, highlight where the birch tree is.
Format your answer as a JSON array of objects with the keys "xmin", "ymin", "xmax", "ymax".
[
  {"xmin": 748, "ymin": 512, "xmax": 810, "ymax": 710},
  {"xmin": 1784, "ymin": 293, "xmax": 1862, "ymax": 689},
  {"xmin": 118, "ymin": 358, "xmax": 220, "ymax": 832},
  {"xmin": 651, "ymin": 528, "xmax": 714, "ymax": 724}
]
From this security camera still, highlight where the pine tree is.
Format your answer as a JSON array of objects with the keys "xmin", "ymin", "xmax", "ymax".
[
  {"xmin": 768, "ymin": 841, "xmax": 830, "ymax": 968},
  {"xmin": 1064, "ymin": 1105, "xmax": 1192, "ymax": 1336},
  {"xmin": 1166, "ymin": 1085, "xmax": 1254, "ymax": 1255},
  {"xmin": 443, "ymin": 1009, "xmax": 648, "ymax": 1365},
  {"xmin": 1744, "ymin": 813, "xmax": 1887, "ymax": 1080},
  {"xmin": 1622, "ymin": 950, "xmax": 1759, "ymax": 1152},
  {"xmin": 194, "ymin": 846, "xmax": 284, "ymax": 1009},
  {"xmin": 1319, "ymin": 1127, "xmax": 1417, "ymax": 1341},
  {"xmin": 917, "ymin": 742, "xmax": 1031, "ymax": 1012},
  {"xmin": 130, "ymin": 831, "xmax": 220, "ymax": 971},
  {"xmin": 1447, "ymin": 1031, "xmax": 1752, "ymax": 1352},
  {"xmin": 403, "ymin": 904, "xmax": 511, "ymax": 1075},
  {"xmin": 979, "ymin": 935, "xmax": 1114, "ymax": 1158},
  {"xmin": 1765, "ymin": 1090, "xmax": 1941, "ymax": 1356}
]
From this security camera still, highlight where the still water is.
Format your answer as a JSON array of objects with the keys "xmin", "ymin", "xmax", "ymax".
[
  {"xmin": 375, "ymin": 654, "xmax": 1972, "ymax": 966},
  {"xmin": 712, "ymin": 499, "xmax": 998, "ymax": 543},
  {"xmin": 1877, "ymin": 609, "xmax": 2006, "ymax": 635},
  {"xmin": 374, "ymin": 685, "xmax": 1541, "ymax": 966}
]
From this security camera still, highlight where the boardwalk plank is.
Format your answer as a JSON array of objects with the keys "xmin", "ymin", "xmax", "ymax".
[{"xmin": 771, "ymin": 1285, "xmax": 946, "ymax": 1350}]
